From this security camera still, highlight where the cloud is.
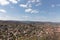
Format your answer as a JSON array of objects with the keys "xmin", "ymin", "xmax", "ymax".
[
  {"xmin": 28, "ymin": 4, "xmax": 32, "ymax": 8},
  {"xmin": 0, "ymin": 9, "xmax": 6, "ymax": 13},
  {"xmin": 25, "ymin": 8, "xmax": 39, "ymax": 13},
  {"xmin": 28, "ymin": 0, "xmax": 40, "ymax": 3},
  {"xmin": 27, "ymin": 0, "xmax": 41, "ymax": 5},
  {"xmin": 31, "ymin": 10, "xmax": 39, "ymax": 13},
  {"xmin": 51, "ymin": 4, "xmax": 55, "ymax": 7},
  {"xmin": 35, "ymin": 3, "xmax": 42, "ymax": 6},
  {"xmin": 0, "ymin": 0, "xmax": 9, "ymax": 5},
  {"xmin": 25, "ymin": 8, "xmax": 32, "ymax": 12},
  {"xmin": 19, "ymin": 4, "xmax": 27, "ymax": 8},
  {"xmin": 0, "ymin": 0, "xmax": 20, "ymax": 6},
  {"xmin": 51, "ymin": 4, "xmax": 60, "ymax": 7},
  {"xmin": 9, "ymin": 0, "xmax": 20, "ymax": 4},
  {"xmin": 19, "ymin": 3, "xmax": 32, "ymax": 8},
  {"xmin": 19, "ymin": 0, "xmax": 41, "ymax": 14},
  {"xmin": 36, "ymin": 0, "xmax": 40, "ymax": 2},
  {"xmin": 19, "ymin": 0, "xmax": 41, "ymax": 8}
]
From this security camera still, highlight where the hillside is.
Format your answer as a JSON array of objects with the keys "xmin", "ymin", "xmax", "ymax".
[{"xmin": 0, "ymin": 21, "xmax": 60, "ymax": 40}]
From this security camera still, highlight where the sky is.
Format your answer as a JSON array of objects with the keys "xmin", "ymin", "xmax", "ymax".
[{"xmin": 0, "ymin": 0, "xmax": 60, "ymax": 22}]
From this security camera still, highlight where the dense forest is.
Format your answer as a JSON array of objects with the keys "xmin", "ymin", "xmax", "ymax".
[{"xmin": 0, "ymin": 21, "xmax": 60, "ymax": 40}]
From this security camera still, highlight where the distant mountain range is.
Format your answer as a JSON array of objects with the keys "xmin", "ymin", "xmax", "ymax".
[{"xmin": 0, "ymin": 20, "xmax": 60, "ymax": 25}]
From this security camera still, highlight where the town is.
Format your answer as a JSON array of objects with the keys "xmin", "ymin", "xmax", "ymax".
[{"xmin": 0, "ymin": 21, "xmax": 60, "ymax": 40}]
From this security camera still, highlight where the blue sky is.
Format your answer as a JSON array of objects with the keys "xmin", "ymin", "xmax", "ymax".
[{"xmin": 0, "ymin": 0, "xmax": 60, "ymax": 22}]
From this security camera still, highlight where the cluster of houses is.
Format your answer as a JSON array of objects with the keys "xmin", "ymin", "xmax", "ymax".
[{"xmin": 0, "ymin": 23, "xmax": 60, "ymax": 40}]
